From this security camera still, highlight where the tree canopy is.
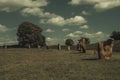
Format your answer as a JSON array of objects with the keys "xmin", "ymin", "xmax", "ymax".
[
  {"xmin": 65, "ymin": 39, "xmax": 74, "ymax": 46},
  {"xmin": 17, "ymin": 22, "xmax": 46, "ymax": 48},
  {"xmin": 110, "ymin": 31, "xmax": 120, "ymax": 40}
]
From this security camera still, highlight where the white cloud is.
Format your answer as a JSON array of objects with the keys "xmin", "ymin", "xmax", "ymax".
[
  {"xmin": 21, "ymin": 7, "xmax": 58, "ymax": 18},
  {"xmin": 46, "ymin": 16, "xmax": 66, "ymax": 26},
  {"xmin": 62, "ymin": 28, "xmax": 70, "ymax": 32},
  {"xmin": 21, "ymin": 2, "xmax": 87, "ymax": 27},
  {"xmin": 96, "ymin": 31, "xmax": 103, "ymax": 35},
  {"xmin": 45, "ymin": 29, "xmax": 55, "ymax": 33},
  {"xmin": 66, "ymin": 33, "xmax": 79, "ymax": 38},
  {"xmin": 68, "ymin": 0, "xmax": 98, "ymax": 5},
  {"xmin": 46, "ymin": 37, "xmax": 54, "ymax": 42},
  {"xmin": 0, "ymin": 0, "xmax": 60, "ymax": 21},
  {"xmin": 0, "ymin": 24, "xmax": 9, "ymax": 32},
  {"xmin": 74, "ymin": 31, "xmax": 83, "ymax": 35},
  {"xmin": 0, "ymin": 0, "xmax": 48, "ymax": 12},
  {"xmin": 46, "ymin": 37, "xmax": 58, "ymax": 45},
  {"xmin": 65, "ymin": 31, "xmax": 83, "ymax": 44},
  {"xmin": 0, "ymin": 35, "xmax": 18, "ymax": 45},
  {"xmin": 22, "ymin": 7, "xmax": 43, "ymax": 16},
  {"xmin": 66, "ymin": 31, "xmax": 83, "ymax": 38},
  {"xmin": 69, "ymin": 0, "xmax": 81, "ymax": 5},
  {"xmin": 66, "ymin": 31, "xmax": 109, "ymax": 43},
  {"xmin": 94, "ymin": 0, "xmax": 120, "ymax": 12},
  {"xmin": 66, "ymin": 16, "xmax": 87, "ymax": 25},
  {"xmin": 82, "ymin": 31, "xmax": 109, "ymax": 43},
  {"xmin": 80, "ymin": 25, "xmax": 89, "ymax": 29},
  {"xmin": 45, "ymin": 16, "xmax": 87, "ymax": 26},
  {"xmin": 69, "ymin": 0, "xmax": 120, "ymax": 12},
  {"xmin": 81, "ymin": 10, "xmax": 90, "ymax": 15},
  {"xmin": 0, "ymin": 40, "xmax": 18, "ymax": 45}
]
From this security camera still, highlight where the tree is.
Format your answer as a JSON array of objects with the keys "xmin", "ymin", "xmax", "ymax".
[
  {"xmin": 77, "ymin": 37, "xmax": 90, "ymax": 53},
  {"xmin": 110, "ymin": 31, "xmax": 120, "ymax": 40},
  {"xmin": 65, "ymin": 39, "xmax": 74, "ymax": 51},
  {"xmin": 17, "ymin": 22, "xmax": 46, "ymax": 48}
]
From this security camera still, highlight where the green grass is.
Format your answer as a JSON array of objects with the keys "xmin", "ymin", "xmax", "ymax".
[{"xmin": 0, "ymin": 49, "xmax": 120, "ymax": 80}]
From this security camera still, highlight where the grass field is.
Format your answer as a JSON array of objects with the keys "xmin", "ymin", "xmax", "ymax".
[{"xmin": 0, "ymin": 48, "xmax": 120, "ymax": 80}]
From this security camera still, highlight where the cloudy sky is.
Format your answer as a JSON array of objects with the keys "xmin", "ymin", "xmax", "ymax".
[{"xmin": 0, "ymin": 0, "xmax": 120, "ymax": 45}]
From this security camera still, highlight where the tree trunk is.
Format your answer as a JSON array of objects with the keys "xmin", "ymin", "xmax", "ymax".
[
  {"xmin": 38, "ymin": 45, "xmax": 41, "ymax": 48},
  {"xmin": 28, "ymin": 44, "xmax": 31, "ymax": 48},
  {"xmin": 67, "ymin": 46, "xmax": 71, "ymax": 51},
  {"xmin": 58, "ymin": 45, "xmax": 61, "ymax": 50},
  {"xmin": 5, "ymin": 45, "xmax": 7, "ymax": 49}
]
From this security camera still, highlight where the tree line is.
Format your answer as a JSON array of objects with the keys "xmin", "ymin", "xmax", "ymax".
[{"xmin": 16, "ymin": 21, "xmax": 120, "ymax": 48}]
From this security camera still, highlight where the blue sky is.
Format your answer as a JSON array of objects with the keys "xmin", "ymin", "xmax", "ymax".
[{"xmin": 0, "ymin": 0, "xmax": 120, "ymax": 45}]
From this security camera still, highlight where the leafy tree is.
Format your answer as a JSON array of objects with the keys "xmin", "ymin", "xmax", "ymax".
[
  {"xmin": 65, "ymin": 39, "xmax": 74, "ymax": 51},
  {"xmin": 17, "ymin": 22, "xmax": 46, "ymax": 48},
  {"xmin": 110, "ymin": 31, "xmax": 120, "ymax": 40}
]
